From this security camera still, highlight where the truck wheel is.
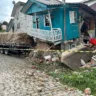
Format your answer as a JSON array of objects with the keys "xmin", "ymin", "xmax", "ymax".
[
  {"xmin": 4, "ymin": 50, "xmax": 9, "ymax": 55},
  {"xmin": 0, "ymin": 50, "xmax": 4, "ymax": 54}
]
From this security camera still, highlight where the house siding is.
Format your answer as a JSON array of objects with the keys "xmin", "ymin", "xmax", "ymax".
[{"xmin": 14, "ymin": 6, "xmax": 33, "ymax": 32}]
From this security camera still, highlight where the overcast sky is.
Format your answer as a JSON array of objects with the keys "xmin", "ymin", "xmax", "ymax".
[{"xmin": 0, "ymin": 0, "xmax": 83, "ymax": 22}]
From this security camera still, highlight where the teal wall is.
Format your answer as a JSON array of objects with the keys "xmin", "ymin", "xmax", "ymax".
[
  {"xmin": 26, "ymin": 3, "xmax": 47, "ymax": 14},
  {"xmin": 26, "ymin": 3, "xmax": 79, "ymax": 41},
  {"xmin": 32, "ymin": 8, "xmax": 63, "ymax": 31},
  {"xmin": 51, "ymin": 8, "xmax": 64, "ymax": 40},
  {"xmin": 65, "ymin": 8, "xmax": 79, "ymax": 40}
]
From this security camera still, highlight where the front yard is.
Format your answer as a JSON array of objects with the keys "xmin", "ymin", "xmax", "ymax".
[{"xmin": 32, "ymin": 61, "xmax": 96, "ymax": 95}]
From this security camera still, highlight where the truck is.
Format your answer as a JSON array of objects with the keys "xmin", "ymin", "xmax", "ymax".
[{"xmin": 0, "ymin": 32, "xmax": 35, "ymax": 55}]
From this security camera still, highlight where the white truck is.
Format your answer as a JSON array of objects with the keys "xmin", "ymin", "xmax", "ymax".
[{"xmin": 0, "ymin": 32, "xmax": 35, "ymax": 55}]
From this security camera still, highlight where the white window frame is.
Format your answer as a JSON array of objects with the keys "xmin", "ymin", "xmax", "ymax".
[
  {"xmin": 44, "ymin": 14, "xmax": 50, "ymax": 27},
  {"xmin": 69, "ymin": 11, "xmax": 77, "ymax": 24}
]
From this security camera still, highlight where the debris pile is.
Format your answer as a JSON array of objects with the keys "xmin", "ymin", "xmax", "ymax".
[
  {"xmin": 0, "ymin": 32, "xmax": 33, "ymax": 45},
  {"xmin": 28, "ymin": 50, "xmax": 61, "ymax": 64},
  {"xmin": 81, "ymin": 55, "xmax": 96, "ymax": 68}
]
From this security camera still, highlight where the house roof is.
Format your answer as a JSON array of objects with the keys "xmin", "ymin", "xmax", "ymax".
[
  {"xmin": 90, "ymin": 2, "xmax": 96, "ymax": 11},
  {"xmin": 21, "ymin": 0, "xmax": 33, "ymax": 14},
  {"xmin": 67, "ymin": 3, "xmax": 96, "ymax": 16},
  {"xmin": 21, "ymin": 0, "xmax": 63, "ymax": 14},
  {"xmin": 21, "ymin": 0, "xmax": 96, "ymax": 16},
  {"xmin": 11, "ymin": 1, "xmax": 25, "ymax": 17},
  {"xmin": 82, "ymin": 0, "xmax": 95, "ymax": 3},
  {"xmin": 34, "ymin": 0, "xmax": 62, "ymax": 5},
  {"xmin": 82, "ymin": 0, "xmax": 90, "ymax": 3}
]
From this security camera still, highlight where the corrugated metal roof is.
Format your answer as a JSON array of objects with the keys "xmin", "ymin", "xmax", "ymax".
[
  {"xmin": 35, "ymin": 0, "xmax": 63, "ymax": 5},
  {"xmin": 82, "ymin": 0, "xmax": 90, "ymax": 3},
  {"xmin": 82, "ymin": 0, "xmax": 95, "ymax": 3},
  {"xmin": 90, "ymin": 3, "xmax": 96, "ymax": 11},
  {"xmin": 67, "ymin": 3, "xmax": 96, "ymax": 16},
  {"xmin": 21, "ymin": 1, "xmax": 96, "ymax": 16}
]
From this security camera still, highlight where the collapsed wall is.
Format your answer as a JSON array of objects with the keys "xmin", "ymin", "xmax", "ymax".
[
  {"xmin": 0, "ymin": 32, "xmax": 34, "ymax": 45},
  {"xmin": 61, "ymin": 45, "xmax": 94, "ymax": 69}
]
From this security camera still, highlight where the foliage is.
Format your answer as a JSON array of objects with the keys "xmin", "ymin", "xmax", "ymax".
[
  {"xmin": 49, "ymin": 68, "xmax": 96, "ymax": 95},
  {"xmin": 2, "ymin": 21, "xmax": 8, "ymax": 25},
  {"xmin": 0, "ymin": 21, "xmax": 8, "ymax": 32}
]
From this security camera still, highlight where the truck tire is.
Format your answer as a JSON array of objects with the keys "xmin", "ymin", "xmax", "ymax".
[
  {"xmin": 0, "ymin": 50, "xmax": 4, "ymax": 54},
  {"xmin": 4, "ymin": 50, "xmax": 9, "ymax": 55}
]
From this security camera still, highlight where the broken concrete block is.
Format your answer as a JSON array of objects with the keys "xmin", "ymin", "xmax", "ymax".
[
  {"xmin": 84, "ymin": 88, "xmax": 91, "ymax": 95},
  {"xmin": 81, "ymin": 59, "xmax": 86, "ymax": 66},
  {"xmin": 44, "ymin": 55, "xmax": 51, "ymax": 61},
  {"xmin": 52, "ymin": 57, "xmax": 59, "ymax": 62}
]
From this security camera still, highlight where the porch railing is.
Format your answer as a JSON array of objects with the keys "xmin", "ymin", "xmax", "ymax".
[{"xmin": 27, "ymin": 28, "xmax": 62, "ymax": 42}]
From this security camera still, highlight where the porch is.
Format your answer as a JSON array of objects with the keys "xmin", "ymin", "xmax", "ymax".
[{"xmin": 27, "ymin": 28, "xmax": 62, "ymax": 43}]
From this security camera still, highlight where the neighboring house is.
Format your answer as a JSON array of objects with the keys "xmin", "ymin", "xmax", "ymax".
[
  {"xmin": 21, "ymin": 0, "xmax": 96, "ymax": 50},
  {"xmin": 1, "ymin": 25, "xmax": 7, "ymax": 31},
  {"xmin": 11, "ymin": 1, "xmax": 33, "ymax": 32},
  {"xmin": 6, "ymin": 19, "xmax": 14, "ymax": 32},
  {"xmin": 90, "ymin": 3, "xmax": 96, "ymax": 11},
  {"xmin": 83, "ymin": 0, "xmax": 96, "ymax": 6}
]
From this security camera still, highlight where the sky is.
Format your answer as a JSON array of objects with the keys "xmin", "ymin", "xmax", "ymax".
[{"xmin": 0, "ymin": 0, "xmax": 83, "ymax": 22}]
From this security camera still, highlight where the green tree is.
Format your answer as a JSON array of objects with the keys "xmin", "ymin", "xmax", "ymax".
[
  {"xmin": 2, "ymin": 21, "xmax": 8, "ymax": 26},
  {"xmin": 0, "ymin": 23, "xmax": 2, "ymax": 31}
]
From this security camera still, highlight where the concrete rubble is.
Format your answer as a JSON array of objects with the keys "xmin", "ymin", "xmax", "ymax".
[
  {"xmin": 61, "ymin": 45, "xmax": 95, "ymax": 69},
  {"xmin": 28, "ymin": 50, "xmax": 61, "ymax": 64}
]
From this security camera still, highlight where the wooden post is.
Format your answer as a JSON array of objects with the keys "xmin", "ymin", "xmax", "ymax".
[
  {"xmin": 63, "ymin": 0, "xmax": 66, "ymax": 41},
  {"xmin": 48, "ymin": 10, "xmax": 52, "ymax": 31},
  {"xmin": 63, "ymin": 0, "xmax": 66, "ymax": 50},
  {"xmin": 34, "ymin": 13, "xmax": 37, "ymax": 29}
]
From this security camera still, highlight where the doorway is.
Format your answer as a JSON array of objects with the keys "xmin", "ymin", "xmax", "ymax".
[{"xmin": 36, "ymin": 18, "xmax": 39, "ymax": 29}]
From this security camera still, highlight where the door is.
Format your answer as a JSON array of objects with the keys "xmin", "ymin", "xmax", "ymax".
[{"xmin": 66, "ymin": 9, "xmax": 79, "ymax": 40}]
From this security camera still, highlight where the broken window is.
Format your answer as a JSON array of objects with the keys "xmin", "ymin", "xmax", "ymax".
[{"xmin": 44, "ymin": 14, "xmax": 50, "ymax": 27}]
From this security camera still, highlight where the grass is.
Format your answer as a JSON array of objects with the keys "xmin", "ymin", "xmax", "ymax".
[
  {"xmin": 49, "ymin": 68, "xmax": 96, "ymax": 96},
  {"xmin": 32, "ymin": 61, "xmax": 96, "ymax": 95}
]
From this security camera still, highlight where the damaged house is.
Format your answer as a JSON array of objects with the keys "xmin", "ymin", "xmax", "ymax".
[{"xmin": 21, "ymin": 0, "xmax": 96, "ymax": 50}]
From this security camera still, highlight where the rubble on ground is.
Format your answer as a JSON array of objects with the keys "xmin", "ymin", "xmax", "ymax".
[
  {"xmin": 28, "ymin": 50, "xmax": 61, "ymax": 64},
  {"xmin": 81, "ymin": 55, "xmax": 96, "ymax": 68},
  {"xmin": 84, "ymin": 88, "xmax": 91, "ymax": 95}
]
